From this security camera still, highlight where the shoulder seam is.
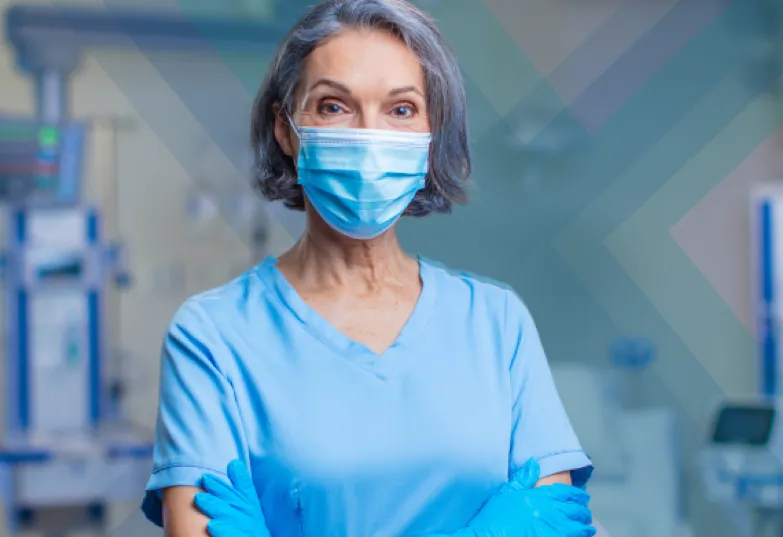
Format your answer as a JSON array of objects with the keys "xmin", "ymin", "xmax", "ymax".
[
  {"xmin": 187, "ymin": 270, "xmax": 259, "ymax": 304},
  {"xmin": 182, "ymin": 300, "xmax": 238, "ymax": 387},
  {"xmin": 507, "ymin": 289, "xmax": 530, "ymax": 374},
  {"xmin": 424, "ymin": 262, "xmax": 515, "ymax": 293}
]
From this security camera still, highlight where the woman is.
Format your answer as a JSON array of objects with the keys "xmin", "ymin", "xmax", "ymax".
[{"xmin": 141, "ymin": 0, "xmax": 594, "ymax": 536}]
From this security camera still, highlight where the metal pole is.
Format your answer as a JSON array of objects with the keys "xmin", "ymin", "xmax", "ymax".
[
  {"xmin": 35, "ymin": 69, "xmax": 66, "ymax": 124},
  {"xmin": 775, "ymin": 0, "xmax": 783, "ymax": 178}
]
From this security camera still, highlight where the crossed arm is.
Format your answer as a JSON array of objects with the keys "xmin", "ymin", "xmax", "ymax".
[
  {"xmin": 160, "ymin": 472, "xmax": 573, "ymax": 537},
  {"xmin": 162, "ymin": 487, "xmax": 210, "ymax": 537}
]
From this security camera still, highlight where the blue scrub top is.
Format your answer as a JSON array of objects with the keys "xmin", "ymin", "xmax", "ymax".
[{"xmin": 142, "ymin": 256, "xmax": 592, "ymax": 536}]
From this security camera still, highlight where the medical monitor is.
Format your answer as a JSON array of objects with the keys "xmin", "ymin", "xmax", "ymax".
[
  {"xmin": 0, "ymin": 118, "xmax": 84, "ymax": 205},
  {"xmin": 711, "ymin": 403, "xmax": 776, "ymax": 446}
]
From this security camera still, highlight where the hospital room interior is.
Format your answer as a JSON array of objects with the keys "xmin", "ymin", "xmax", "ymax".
[{"xmin": 1, "ymin": 0, "xmax": 782, "ymax": 536}]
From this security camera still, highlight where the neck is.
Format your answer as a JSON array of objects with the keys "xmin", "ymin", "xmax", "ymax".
[{"xmin": 279, "ymin": 219, "xmax": 412, "ymax": 292}]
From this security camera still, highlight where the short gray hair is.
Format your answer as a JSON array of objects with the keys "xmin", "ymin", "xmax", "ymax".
[{"xmin": 251, "ymin": 0, "xmax": 471, "ymax": 216}]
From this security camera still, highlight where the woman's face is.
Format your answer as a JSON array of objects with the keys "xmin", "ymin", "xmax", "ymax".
[{"xmin": 275, "ymin": 28, "xmax": 429, "ymax": 158}]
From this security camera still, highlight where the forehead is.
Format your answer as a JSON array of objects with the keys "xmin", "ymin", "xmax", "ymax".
[{"xmin": 302, "ymin": 29, "xmax": 424, "ymax": 91}]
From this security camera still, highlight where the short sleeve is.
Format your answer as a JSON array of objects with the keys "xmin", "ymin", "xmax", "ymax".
[
  {"xmin": 141, "ymin": 300, "xmax": 249, "ymax": 527},
  {"xmin": 506, "ymin": 291, "xmax": 593, "ymax": 488}
]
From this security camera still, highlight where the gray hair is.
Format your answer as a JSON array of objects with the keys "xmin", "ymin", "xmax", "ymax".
[{"xmin": 251, "ymin": 0, "xmax": 471, "ymax": 215}]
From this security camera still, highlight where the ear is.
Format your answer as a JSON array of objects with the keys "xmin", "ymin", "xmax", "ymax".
[{"xmin": 273, "ymin": 104, "xmax": 295, "ymax": 158}]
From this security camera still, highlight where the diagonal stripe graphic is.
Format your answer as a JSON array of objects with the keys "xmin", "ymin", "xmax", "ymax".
[
  {"xmin": 424, "ymin": 0, "xmax": 567, "ymax": 126},
  {"xmin": 557, "ymin": 84, "xmax": 778, "ymax": 408},
  {"xmin": 543, "ymin": 0, "xmax": 679, "ymax": 102},
  {"xmin": 557, "ymin": 62, "xmax": 774, "ymax": 246},
  {"xmin": 549, "ymin": 0, "xmax": 731, "ymax": 131},
  {"xmin": 498, "ymin": 0, "xmax": 767, "ymax": 241}
]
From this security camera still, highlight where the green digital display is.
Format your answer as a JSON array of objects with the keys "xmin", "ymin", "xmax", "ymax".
[{"xmin": 38, "ymin": 126, "xmax": 60, "ymax": 148}]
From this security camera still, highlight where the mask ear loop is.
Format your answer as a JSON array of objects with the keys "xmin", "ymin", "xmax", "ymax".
[
  {"xmin": 283, "ymin": 104, "xmax": 304, "ymax": 185},
  {"xmin": 285, "ymin": 111, "xmax": 301, "ymax": 139},
  {"xmin": 283, "ymin": 96, "xmax": 306, "ymax": 139}
]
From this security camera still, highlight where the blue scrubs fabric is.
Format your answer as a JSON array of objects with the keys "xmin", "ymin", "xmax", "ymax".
[{"xmin": 142, "ymin": 257, "xmax": 592, "ymax": 536}]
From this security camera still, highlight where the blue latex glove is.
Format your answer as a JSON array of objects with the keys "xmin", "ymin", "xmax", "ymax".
[
  {"xmin": 194, "ymin": 460, "xmax": 271, "ymax": 537},
  {"xmin": 195, "ymin": 458, "xmax": 594, "ymax": 537},
  {"xmin": 461, "ymin": 458, "xmax": 595, "ymax": 537}
]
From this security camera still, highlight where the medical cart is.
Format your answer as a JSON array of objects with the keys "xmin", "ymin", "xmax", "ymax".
[
  {"xmin": 696, "ymin": 188, "xmax": 783, "ymax": 537},
  {"xmin": 0, "ymin": 115, "xmax": 150, "ymax": 537}
]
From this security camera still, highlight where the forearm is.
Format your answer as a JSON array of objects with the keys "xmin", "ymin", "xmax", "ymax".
[
  {"xmin": 162, "ymin": 487, "xmax": 210, "ymax": 537},
  {"xmin": 535, "ymin": 470, "xmax": 572, "ymax": 487},
  {"xmin": 189, "ymin": 459, "xmax": 588, "ymax": 537},
  {"xmin": 423, "ymin": 471, "xmax": 577, "ymax": 537}
]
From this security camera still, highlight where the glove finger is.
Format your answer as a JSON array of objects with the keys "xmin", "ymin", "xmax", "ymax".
[
  {"xmin": 556, "ymin": 519, "xmax": 597, "ymax": 537},
  {"xmin": 208, "ymin": 520, "xmax": 252, "ymax": 537},
  {"xmin": 511, "ymin": 458, "xmax": 541, "ymax": 489},
  {"xmin": 227, "ymin": 459, "xmax": 260, "ymax": 501},
  {"xmin": 194, "ymin": 493, "xmax": 235, "ymax": 520},
  {"xmin": 538, "ymin": 483, "xmax": 591, "ymax": 505},
  {"xmin": 554, "ymin": 502, "xmax": 593, "ymax": 525},
  {"xmin": 202, "ymin": 474, "xmax": 244, "ymax": 504},
  {"xmin": 211, "ymin": 518, "xmax": 273, "ymax": 537},
  {"xmin": 569, "ymin": 524, "xmax": 597, "ymax": 537}
]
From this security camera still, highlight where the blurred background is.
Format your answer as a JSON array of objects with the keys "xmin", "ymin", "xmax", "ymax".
[{"xmin": 1, "ymin": 0, "xmax": 782, "ymax": 535}]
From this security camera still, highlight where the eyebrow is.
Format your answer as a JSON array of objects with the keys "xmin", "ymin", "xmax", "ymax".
[
  {"xmin": 309, "ymin": 78, "xmax": 352, "ymax": 94},
  {"xmin": 389, "ymin": 85, "xmax": 424, "ymax": 98},
  {"xmin": 308, "ymin": 79, "xmax": 424, "ymax": 98}
]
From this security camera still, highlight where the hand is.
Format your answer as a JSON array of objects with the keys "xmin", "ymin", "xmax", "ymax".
[
  {"xmin": 465, "ymin": 458, "xmax": 596, "ymax": 537},
  {"xmin": 194, "ymin": 460, "xmax": 271, "ymax": 537}
]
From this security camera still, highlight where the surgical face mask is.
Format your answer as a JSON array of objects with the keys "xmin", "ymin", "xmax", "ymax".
[{"xmin": 289, "ymin": 120, "xmax": 431, "ymax": 240}]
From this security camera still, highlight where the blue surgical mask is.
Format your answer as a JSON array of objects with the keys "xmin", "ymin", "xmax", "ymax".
[{"xmin": 290, "ymin": 123, "xmax": 431, "ymax": 240}]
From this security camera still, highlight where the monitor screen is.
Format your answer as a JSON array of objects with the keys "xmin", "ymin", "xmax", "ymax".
[
  {"xmin": 0, "ymin": 119, "xmax": 83, "ymax": 204},
  {"xmin": 712, "ymin": 405, "xmax": 776, "ymax": 446}
]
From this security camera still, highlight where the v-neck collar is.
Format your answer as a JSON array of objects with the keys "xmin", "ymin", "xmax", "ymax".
[{"xmin": 254, "ymin": 255, "xmax": 436, "ymax": 378}]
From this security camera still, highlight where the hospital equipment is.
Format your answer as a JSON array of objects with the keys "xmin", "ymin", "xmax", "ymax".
[
  {"xmin": 0, "ymin": 3, "xmax": 300, "ymax": 535},
  {"xmin": 0, "ymin": 112, "xmax": 149, "ymax": 537},
  {"xmin": 186, "ymin": 135, "xmax": 270, "ymax": 267},
  {"xmin": 699, "ymin": 398, "xmax": 783, "ymax": 537},
  {"xmin": 551, "ymin": 344, "xmax": 691, "ymax": 537},
  {"xmin": 696, "ymin": 188, "xmax": 783, "ymax": 536},
  {"xmin": 752, "ymin": 185, "xmax": 783, "ymax": 397}
]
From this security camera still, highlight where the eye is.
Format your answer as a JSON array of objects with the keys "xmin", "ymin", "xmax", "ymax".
[
  {"xmin": 391, "ymin": 103, "xmax": 417, "ymax": 118},
  {"xmin": 318, "ymin": 100, "xmax": 347, "ymax": 115}
]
